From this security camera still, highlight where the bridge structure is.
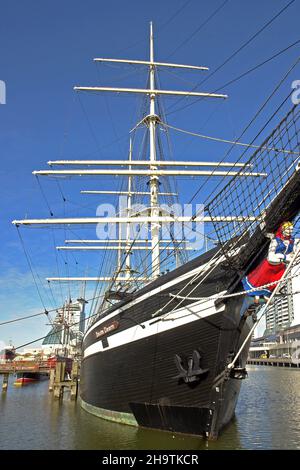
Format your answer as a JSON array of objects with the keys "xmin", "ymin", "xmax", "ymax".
[
  {"xmin": 0, "ymin": 360, "xmax": 53, "ymax": 375},
  {"xmin": 0, "ymin": 359, "xmax": 79, "ymax": 399}
]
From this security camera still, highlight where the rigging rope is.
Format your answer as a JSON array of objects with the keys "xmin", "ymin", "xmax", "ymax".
[
  {"xmin": 191, "ymin": 59, "xmax": 300, "ymax": 215},
  {"xmin": 16, "ymin": 228, "xmax": 49, "ymax": 313},
  {"xmin": 162, "ymin": 122, "xmax": 298, "ymax": 154},
  {"xmin": 166, "ymin": 0, "xmax": 296, "ymax": 114},
  {"xmin": 11, "ymin": 297, "xmax": 106, "ymax": 351},
  {"xmin": 120, "ymin": 61, "xmax": 300, "ymax": 291},
  {"xmin": 169, "ymin": 270, "xmax": 300, "ymax": 302},
  {"xmin": 17, "ymin": 17, "xmax": 300, "ymax": 325},
  {"xmin": 127, "ymin": 102, "xmax": 300, "ymax": 316},
  {"xmin": 164, "ymin": 39, "xmax": 300, "ymax": 99},
  {"xmin": 35, "ymin": 176, "xmax": 54, "ymax": 217},
  {"xmin": 207, "ymin": 105, "xmax": 300, "ymax": 270},
  {"xmin": 9, "ymin": 255, "xmax": 300, "ymax": 350},
  {"xmin": 0, "ymin": 292, "xmax": 105, "ymax": 327},
  {"xmin": 76, "ymin": 93, "xmax": 104, "ymax": 158},
  {"xmin": 227, "ymin": 244, "xmax": 300, "ymax": 370},
  {"xmin": 166, "ymin": 0, "xmax": 230, "ymax": 59},
  {"xmin": 152, "ymin": 245, "xmax": 224, "ymax": 318}
]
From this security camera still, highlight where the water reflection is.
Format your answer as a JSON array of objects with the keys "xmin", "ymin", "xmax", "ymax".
[
  {"xmin": 236, "ymin": 366, "xmax": 300, "ymax": 449},
  {"xmin": 0, "ymin": 366, "xmax": 299, "ymax": 450}
]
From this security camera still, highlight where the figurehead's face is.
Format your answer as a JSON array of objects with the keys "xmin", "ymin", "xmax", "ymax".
[{"xmin": 281, "ymin": 222, "xmax": 293, "ymax": 238}]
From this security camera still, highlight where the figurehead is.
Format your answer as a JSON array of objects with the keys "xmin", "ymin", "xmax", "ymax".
[
  {"xmin": 276, "ymin": 221, "xmax": 294, "ymax": 240},
  {"xmin": 242, "ymin": 220, "xmax": 295, "ymax": 305}
]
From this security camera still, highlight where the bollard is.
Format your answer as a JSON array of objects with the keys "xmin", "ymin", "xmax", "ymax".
[
  {"xmin": 70, "ymin": 382, "xmax": 78, "ymax": 400},
  {"xmin": 49, "ymin": 369, "xmax": 55, "ymax": 392},
  {"xmin": 50, "ymin": 360, "xmax": 80, "ymax": 401},
  {"xmin": 2, "ymin": 374, "xmax": 9, "ymax": 391},
  {"xmin": 53, "ymin": 384, "xmax": 63, "ymax": 399}
]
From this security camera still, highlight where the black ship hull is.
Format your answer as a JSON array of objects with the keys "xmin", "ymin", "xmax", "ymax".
[{"xmin": 80, "ymin": 249, "xmax": 254, "ymax": 439}]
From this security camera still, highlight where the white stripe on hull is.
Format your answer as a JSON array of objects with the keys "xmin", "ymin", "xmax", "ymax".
[
  {"xmin": 84, "ymin": 296, "xmax": 225, "ymax": 358},
  {"xmin": 84, "ymin": 255, "xmax": 224, "ymax": 339}
]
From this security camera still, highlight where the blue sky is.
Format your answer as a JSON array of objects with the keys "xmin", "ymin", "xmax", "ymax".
[{"xmin": 1, "ymin": 0, "xmax": 300, "ymax": 347}]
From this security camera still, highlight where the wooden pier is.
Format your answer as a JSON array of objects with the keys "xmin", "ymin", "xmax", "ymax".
[
  {"xmin": 50, "ymin": 360, "xmax": 80, "ymax": 400},
  {"xmin": 0, "ymin": 359, "xmax": 80, "ymax": 398},
  {"xmin": 247, "ymin": 357, "xmax": 300, "ymax": 368}
]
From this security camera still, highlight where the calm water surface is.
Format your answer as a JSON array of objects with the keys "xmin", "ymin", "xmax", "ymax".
[{"xmin": 0, "ymin": 366, "xmax": 299, "ymax": 450}]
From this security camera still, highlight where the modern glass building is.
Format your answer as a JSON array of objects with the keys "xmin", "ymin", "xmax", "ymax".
[{"xmin": 42, "ymin": 298, "xmax": 87, "ymax": 355}]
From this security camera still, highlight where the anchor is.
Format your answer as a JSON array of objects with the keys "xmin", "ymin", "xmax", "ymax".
[
  {"xmin": 225, "ymin": 352, "xmax": 248, "ymax": 380},
  {"xmin": 229, "ymin": 367, "xmax": 248, "ymax": 380},
  {"xmin": 174, "ymin": 350, "xmax": 209, "ymax": 383}
]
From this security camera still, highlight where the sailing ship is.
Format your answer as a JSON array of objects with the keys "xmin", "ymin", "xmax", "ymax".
[{"xmin": 13, "ymin": 24, "xmax": 300, "ymax": 439}]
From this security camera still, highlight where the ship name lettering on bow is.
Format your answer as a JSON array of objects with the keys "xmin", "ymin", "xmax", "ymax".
[{"xmin": 95, "ymin": 321, "xmax": 119, "ymax": 338}]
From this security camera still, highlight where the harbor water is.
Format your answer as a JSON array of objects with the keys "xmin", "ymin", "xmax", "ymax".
[{"xmin": 0, "ymin": 366, "xmax": 299, "ymax": 450}]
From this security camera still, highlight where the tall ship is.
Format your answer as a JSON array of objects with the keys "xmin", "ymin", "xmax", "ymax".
[
  {"xmin": 42, "ymin": 297, "xmax": 87, "ymax": 358},
  {"xmin": 13, "ymin": 25, "xmax": 300, "ymax": 439}
]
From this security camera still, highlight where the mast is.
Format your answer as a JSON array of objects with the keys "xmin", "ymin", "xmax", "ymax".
[
  {"xmin": 148, "ymin": 22, "xmax": 160, "ymax": 278},
  {"xmin": 125, "ymin": 138, "xmax": 133, "ymax": 279},
  {"xmin": 15, "ymin": 24, "xmax": 263, "ymax": 288}
]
